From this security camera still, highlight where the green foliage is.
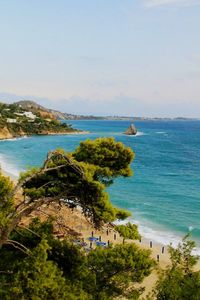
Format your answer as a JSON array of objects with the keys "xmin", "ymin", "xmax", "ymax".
[
  {"xmin": 0, "ymin": 219, "xmax": 155, "ymax": 300},
  {"xmin": 0, "ymin": 221, "xmax": 90, "ymax": 300},
  {"xmin": 115, "ymin": 208, "xmax": 131, "ymax": 220},
  {"xmin": 0, "ymin": 173, "xmax": 14, "ymax": 230},
  {"xmin": 0, "ymin": 101, "xmax": 76, "ymax": 137},
  {"xmin": 0, "ymin": 172, "xmax": 13, "ymax": 200},
  {"xmin": 21, "ymin": 138, "xmax": 134, "ymax": 226},
  {"xmin": 9, "ymin": 239, "xmax": 68, "ymax": 299},
  {"xmin": 0, "ymin": 239, "xmax": 88, "ymax": 300},
  {"xmin": 154, "ymin": 235, "xmax": 200, "ymax": 300},
  {"xmin": 87, "ymin": 243, "xmax": 155, "ymax": 299},
  {"xmin": 19, "ymin": 167, "xmax": 41, "ymax": 182},
  {"xmin": 0, "ymin": 138, "xmax": 152, "ymax": 299},
  {"xmin": 115, "ymin": 222, "xmax": 141, "ymax": 240},
  {"xmin": 73, "ymin": 137, "xmax": 134, "ymax": 182},
  {"xmin": 48, "ymin": 238, "xmax": 88, "ymax": 280}
]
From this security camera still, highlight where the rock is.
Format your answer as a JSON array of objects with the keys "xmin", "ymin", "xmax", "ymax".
[
  {"xmin": 124, "ymin": 124, "xmax": 137, "ymax": 135},
  {"xmin": 0, "ymin": 127, "xmax": 14, "ymax": 140}
]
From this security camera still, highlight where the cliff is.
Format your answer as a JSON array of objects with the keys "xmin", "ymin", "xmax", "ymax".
[{"xmin": 0, "ymin": 127, "xmax": 15, "ymax": 139}]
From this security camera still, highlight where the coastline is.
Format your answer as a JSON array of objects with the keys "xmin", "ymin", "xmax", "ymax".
[
  {"xmin": 1, "ymin": 159, "xmax": 200, "ymax": 257},
  {"xmin": 20, "ymin": 203, "xmax": 200, "ymax": 297},
  {"xmin": 0, "ymin": 166, "xmax": 18, "ymax": 182},
  {"xmin": 2, "ymin": 158, "xmax": 199, "ymax": 262},
  {"xmin": 1, "ymin": 164, "xmax": 200, "ymax": 297},
  {"xmin": 0, "ymin": 130, "xmax": 90, "ymax": 141}
]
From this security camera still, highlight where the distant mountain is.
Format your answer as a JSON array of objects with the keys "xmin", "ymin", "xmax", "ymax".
[
  {"xmin": 14, "ymin": 100, "xmax": 197, "ymax": 121},
  {"xmin": 14, "ymin": 100, "xmax": 105, "ymax": 120}
]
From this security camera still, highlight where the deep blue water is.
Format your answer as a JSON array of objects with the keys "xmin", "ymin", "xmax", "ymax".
[{"xmin": 0, "ymin": 120, "xmax": 200, "ymax": 247}]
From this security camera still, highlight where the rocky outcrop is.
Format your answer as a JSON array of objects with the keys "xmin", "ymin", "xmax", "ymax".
[
  {"xmin": 0, "ymin": 127, "xmax": 89, "ymax": 140},
  {"xmin": 0, "ymin": 127, "xmax": 14, "ymax": 140},
  {"xmin": 124, "ymin": 124, "xmax": 137, "ymax": 135},
  {"xmin": 0, "ymin": 127, "xmax": 27, "ymax": 140}
]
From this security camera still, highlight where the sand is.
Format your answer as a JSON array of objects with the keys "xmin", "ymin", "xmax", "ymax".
[
  {"xmin": 1, "ymin": 169, "xmax": 200, "ymax": 299},
  {"xmin": 19, "ymin": 203, "xmax": 200, "ymax": 298},
  {"xmin": 0, "ymin": 166, "xmax": 18, "ymax": 182}
]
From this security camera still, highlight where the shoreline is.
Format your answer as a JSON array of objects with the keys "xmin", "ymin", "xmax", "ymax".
[
  {"xmin": 1, "ymin": 166, "xmax": 200, "ymax": 297},
  {"xmin": 23, "ymin": 204, "xmax": 200, "ymax": 297},
  {"xmin": 1, "ymin": 158, "xmax": 200, "ymax": 259},
  {"xmin": 0, "ymin": 130, "xmax": 90, "ymax": 141},
  {"xmin": 1, "ymin": 161, "xmax": 200, "ymax": 256},
  {"xmin": 0, "ymin": 166, "xmax": 18, "ymax": 182}
]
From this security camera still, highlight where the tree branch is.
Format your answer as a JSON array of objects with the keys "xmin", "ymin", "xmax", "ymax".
[
  {"xmin": 5, "ymin": 239, "xmax": 30, "ymax": 255},
  {"xmin": 17, "ymin": 225, "xmax": 41, "ymax": 238}
]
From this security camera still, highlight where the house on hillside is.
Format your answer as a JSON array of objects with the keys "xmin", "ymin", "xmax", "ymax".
[
  {"xmin": 14, "ymin": 111, "xmax": 36, "ymax": 120},
  {"xmin": 14, "ymin": 113, "xmax": 24, "ymax": 116},
  {"xmin": 23, "ymin": 111, "xmax": 36, "ymax": 119},
  {"xmin": 6, "ymin": 118, "xmax": 17, "ymax": 123}
]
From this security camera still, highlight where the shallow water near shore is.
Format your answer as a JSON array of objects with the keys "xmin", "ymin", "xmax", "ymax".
[{"xmin": 0, "ymin": 120, "xmax": 200, "ymax": 249}]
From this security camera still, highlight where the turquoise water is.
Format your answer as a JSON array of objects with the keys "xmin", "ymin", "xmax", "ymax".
[{"xmin": 0, "ymin": 120, "xmax": 200, "ymax": 247}]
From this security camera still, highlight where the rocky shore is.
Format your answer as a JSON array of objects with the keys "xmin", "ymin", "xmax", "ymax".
[{"xmin": 0, "ymin": 129, "xmax": 90, "ymax": 140}]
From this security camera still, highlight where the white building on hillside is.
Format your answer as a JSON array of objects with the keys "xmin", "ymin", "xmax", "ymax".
[
  {"xmin": 23, "ymin": 111, "xmax": 36, "ymax": 119},
  {"xmin": 14, "ymin": 112, "xmax": 24, "ymax": 116},
  {"xmin": 14, "ymin": 111, "xmax": 36, "ymax": 120},
  {"xmin": 6, "ymin": 118, "xmax": 17, "ymax": 123}
]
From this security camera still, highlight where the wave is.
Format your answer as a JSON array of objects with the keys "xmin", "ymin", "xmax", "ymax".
[
  {"xmin": 156, "ymin": 131, "xmax": 166, "ymax": 134},
  {"xmin": 136, "ymin": 131, "xmax": 145, "ymax": 136},
  {"xmin": 164, "ymin": 172, "xmax": 179, "ymax": 177},
  {"xmin": 0, "ymin": 153, "xmax": 21, "ymax": 177},
  {"xmin": 114, "ymin": 218, "xmax": 200, "ymax": 255},
  {"xmin": 0, "ymin": 136, "xmax": 28, "ymax": 142},
  {"xmin": 125, "ymin": 131, "xmax": 146, "ymax": 137}
]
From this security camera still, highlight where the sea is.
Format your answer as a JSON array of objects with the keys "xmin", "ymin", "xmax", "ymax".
[{"xmin": 0, "ymin": 120, "xmax": 200, "ymax": 250}]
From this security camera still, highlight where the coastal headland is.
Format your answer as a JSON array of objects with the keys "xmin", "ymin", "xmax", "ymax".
[{"xmin": 0, "ymin": 100, "xmax": 89, "ymax": 140}]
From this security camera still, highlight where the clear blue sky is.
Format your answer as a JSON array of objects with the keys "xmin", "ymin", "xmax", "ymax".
[{"xmin": 0, "ymin": 0, "xmax": 200, "ymax": 117}]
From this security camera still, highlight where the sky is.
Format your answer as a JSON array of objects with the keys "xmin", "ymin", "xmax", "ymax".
[{"xmin": 0, "ymin": 0, "xmax": 200, "ymax": 117}]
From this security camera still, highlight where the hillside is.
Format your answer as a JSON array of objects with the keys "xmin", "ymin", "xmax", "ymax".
[
  {"xmin": 13, "ymin": 100, "xmax": 193, "ymax": 121},
  {"xmin": 0, "ymin": 102, "xmax": 81, "ymax": 140},
  {"xmin": 14, "ymin": 100, "xmax": 68, "ymax": 120},
  {"xmin": 14, "ymin": 100, "xmax": 104, "ymax": 120}
]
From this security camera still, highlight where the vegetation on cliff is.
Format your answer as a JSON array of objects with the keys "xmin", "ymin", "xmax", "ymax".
[{"xmin": 0, "ymin": 102, "xmax": 78, "ymax": 139}]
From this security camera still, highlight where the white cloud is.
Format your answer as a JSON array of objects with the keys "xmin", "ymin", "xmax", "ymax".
[{"xmin": 144, "ymin": 0, "xmax": 200, "ymax": 7}]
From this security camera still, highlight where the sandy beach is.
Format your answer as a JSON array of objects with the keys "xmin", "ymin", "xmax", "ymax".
[
  {"xmin": 19, "ymin": 202, "xmax": 200, "ymax": 298},
  {"xmin": 0, "ymin": 166, "xmax": 18, "ymax": 182},
  {"xmin": 1, "ymin": 168, "xmax": 200, "ymax": 298}
]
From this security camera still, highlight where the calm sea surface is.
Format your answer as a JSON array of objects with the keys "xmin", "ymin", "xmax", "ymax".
[{"xmin": 0, "ymin": 120, "xmax": 200, "ymax": 247}]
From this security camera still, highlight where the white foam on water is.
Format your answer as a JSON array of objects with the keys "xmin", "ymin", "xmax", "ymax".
[
  {"xmin": 0, "ymin": 136, "xmax": 28, "ymax": 142},
  {"xmin": 113, "ymin": 131, "xmax": 146, "ymax": 137},
  {"xmin": 156, "ymin": 131, "xmax": 166, "ymax": 134},
  {"xmin": 0, "ymin": 153, "xmax": 21, "ymax": 177},
  {"xmin": 114, "ymin": 218, "xmax": 200, "ymax": 255},
  {"xmin": 126, "ymin": 131, "xmax": 146, "ymax": 137},
  {"xmin": 189, "ymin": 226, "xmax": 194, "ymax": 232},
  {"xmin": 136, "ymin": 131, "xmax": 145, "ymax": 136}
]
